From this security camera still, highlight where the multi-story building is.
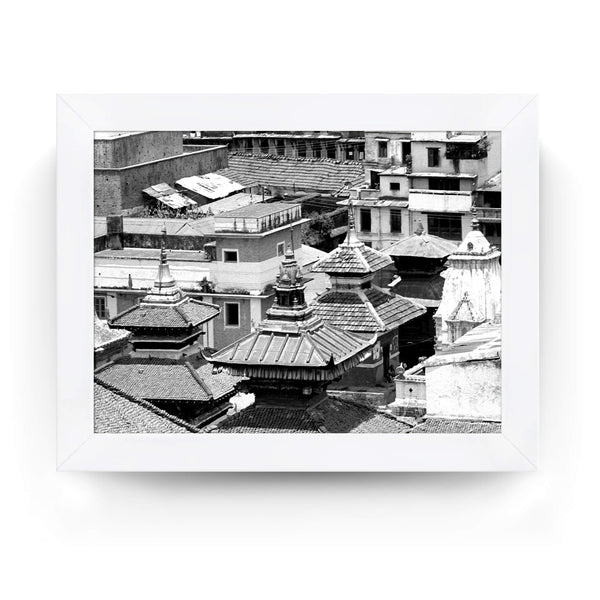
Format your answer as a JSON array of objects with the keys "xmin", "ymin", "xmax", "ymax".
[
  {"xmin": 185, "ymin": 131, "xmax": 365, "ymax": 162},
  {"xmin": 94, "ymin": 202, "xmax": 309, "ymax": 351},
  {"xmin": 94, "ymin": 131, "xmax": 228, "ymax": 215},
  {"xmin": 349, "ymin": 131, "xmax": 502, "ymax": 250}
]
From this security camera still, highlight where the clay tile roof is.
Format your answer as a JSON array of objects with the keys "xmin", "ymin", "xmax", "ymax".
[
  {"xmin": 313, "ymin": 289, "xmax": 426, "ymax": 333},
  {"xmin": 196, "ymin": 363, "xmax": 240, "ymax": 399},
  {"xmin": 94, "ymin": 382, "xmax": 198, "ymax": 433},
  {"xmin": 95, "ymin": 361, "xmax": 231, "ymax": 403},
  {"xmin": 214, "ymin": 398, "xmax": 412, "ymax": 433},
  {"xmin": 215, "ymin": 405, "xmax": 320, "ymax": 433},
  {"xmin": 312, "ymin": 244, "xmax": 392, "ymax": 275},
  {"xmin": 407, "ymin": 418, "xmax": 501, "ymax": 434},
  {"xmin": 216, "ymin": 153, "xmax": 365, "ymax": 193},
  {"xmin": 111, "ymin": 299, "xmax": 219, "ymax": 330}
]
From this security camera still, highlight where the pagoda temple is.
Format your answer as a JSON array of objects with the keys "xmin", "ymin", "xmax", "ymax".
[
  {"xmin": 434, "ymin": 215, "xmax": 501, "ymax": 347},
  {"xmin": 205, "ymin": 238, "xmax": 375, "ymax": 410},
  {"xmin": 310, "ymin": 200, "xmax": 427, "ymax": 384},
  {"xmin": 109, "ymin": 224, "xmax": 220, "ymax": 358}
]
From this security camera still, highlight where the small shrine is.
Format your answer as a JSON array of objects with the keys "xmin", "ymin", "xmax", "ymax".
[
  {"xmin": 311, "ymin": 200, "xmax": 426, "ymax": 383},
  {"xmin": 206, "ymin": 238, "xmax": 375, "ymax": 407},
  {"xmin": 434, "ymin": 215, "xmax": 501, "ymax": 348},
  {"xmin": 109, "ymin": 224, "xmax": 220, "ymax": 357}
]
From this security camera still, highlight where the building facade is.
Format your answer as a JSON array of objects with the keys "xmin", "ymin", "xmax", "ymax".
[
  {"xmin": 94, "ymin": 131, "xmax": 228, "ymax": 215},
  {"xmin": 94, "ymin": 203, "xmax": 308, "ymax": 351},
  {"xmin": 350, "ymin": 131, "xmax": 502, "ymax": 250}
]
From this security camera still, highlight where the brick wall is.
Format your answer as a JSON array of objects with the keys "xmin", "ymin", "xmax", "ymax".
[
  {"xmin": 94, "ymin": 132, "xmax": 183, "ymax": 168},
  {"xmin": 94, "ymin": 146, "xmax": 228, "ymax": 216}
]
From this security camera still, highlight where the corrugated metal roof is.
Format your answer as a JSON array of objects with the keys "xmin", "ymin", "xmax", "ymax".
[{"xmin": 176, "ymin": 173, "xmax": 244, "ymax": 200}]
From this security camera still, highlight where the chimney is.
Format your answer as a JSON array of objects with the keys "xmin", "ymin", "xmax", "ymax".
[{"xmin": 107, "ymin": 215, "xmax": 123, "ymax": 250}]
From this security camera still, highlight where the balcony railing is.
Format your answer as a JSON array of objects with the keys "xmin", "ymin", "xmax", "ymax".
[
  {"xmin": 408, "ymin": 189, "xmax": 472, "ymax": 213},
  {"xmin": 475, "ymin": 207, "xmax": 501, "ymax": 221}
]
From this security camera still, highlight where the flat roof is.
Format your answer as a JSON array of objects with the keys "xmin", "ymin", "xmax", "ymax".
[
  {"xmin": 94, "ymin": 131, "xmax": 146, "ymax": 140},
  {"xmin": 95, "ymin": 248, "xmax": 210, "ymax": 262},
  {"xmin": 218, "ymin": 201, "xmax": 300, "ymax": 219}
]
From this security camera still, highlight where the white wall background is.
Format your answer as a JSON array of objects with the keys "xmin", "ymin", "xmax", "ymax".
[{"xmin": 1, "ymin": 2, "xmax": 596, "ymax": 599}]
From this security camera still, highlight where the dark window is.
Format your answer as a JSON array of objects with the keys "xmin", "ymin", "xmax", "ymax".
[
  {"xmin": 428, "ymin": 177, "xmax": 460, "ymax": 191},
  {"xmin": 297, "ymin": 141, "xmax": 306, "ymax": 158},
  {"xmin": 346, "ymin": 147, "xmax": 355, "ymax": 160},
  {"xmin": 277, "ymin": 241, "xmax": 285, "ymax": 256},
  {"xmin": 223, "ymin": 250, "xmax": 239, "ymax": 263},
  {"xmin": 427, "ymin": 213, "xmax": 462, "ymax": 240},
  {"xmin": 378, "ymin": 141, "xmax": 388, "ymax": 158},
  {"xmin": 224, "ymin": 303, "xmax": 240, "ymax": 327},
  {"xmin": 245, "ymin": 139, "xmax": 253, "ymax": 152},
  {"xmin": 370, "ymin": 171, "xmax": 380, "ymax": 189},
  {"xmin": 402, "ymin": 141, "xmax": 411, "ymax": 162},
  {"xmin": 360, "ymin": 209, "xmax": 372, "ymax": 232},
  {"xmin": 327, "ymin": 146, "xmax": 336, "ymax": 159},
  {"xmin": 276, "ymin": 139, "xmax": 285, "ymax": 156},
  {"xmin": 94, "ymin": 296, "xmax": 107, "ymax": 319},
  {"xmin": 427, "ymin": 147, "xmax": 440, "ymax": 167},
  {"xmin": 260, "ymin": 139, "xmax": 269, "ymax": 154},
  {"xmin": 389, "ymin": 181, "xmax": 401, "ymax": 191},
  {"xmin": 390, "ymin": 209, "xmax": 402, "ymax": 233},
  {"xmin": 313, "ymin": 145, "xmax": 321, "ymax": 158}
]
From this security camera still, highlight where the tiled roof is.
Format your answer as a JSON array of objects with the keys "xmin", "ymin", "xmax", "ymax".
[
  {"xmin": 214, "ymin": 398, "xmax": 411, "ymax": 433},
  {"xmin": 94, "ymin": 317, "xmax": 130, "ymax": 352},
  {"xmin": 196, "ymin": 363, "xmax": 240, "ymax": 400},
  {"xmin": 313, "ymin": 288, "xmax": 426, "ymax": 333},
  {"xmin": 215, "ymin": 405, "xmax": 320, "ymax": 433},
  {"xmin": 407, "ymin": 418, "xmax": 501, "ymax": 433},
  {"xmin": 310, "ymin": 398, "xmax": 413, "ymax": 433},
  {"xmin": 95, "ymin": 360, "xmax": 229, "ymax": 403},
  {"xmin": 216, "ymin": 153, "xmax": 365, "ymax": 193},
  {"xmin": 384, "ymin": 233, "xmax": 458, "ymax": 259},
  {"xmin": 312, "ymin": 243, "xmax": 392, "ymax": 275},
  {"xmin": 111, "ymin": 298, "xmax": 219, "ymax": 330},
  {"xmin": 94, "ymin": 382, "xmax": 198, "ymax": 433},
  {"xmin": 210, "ymin": 318, "xmax": 373, "ymax": 376}
]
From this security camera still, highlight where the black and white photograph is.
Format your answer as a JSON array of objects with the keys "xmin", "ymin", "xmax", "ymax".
[{"xmin": 93, "ymin": 130, "xmax": 502, "ymax": 434}]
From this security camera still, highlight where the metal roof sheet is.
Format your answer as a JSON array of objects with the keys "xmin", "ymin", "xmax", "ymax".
[{"xmin": 176, "ymin": 173, "xmax": 244, "ymax": 199}]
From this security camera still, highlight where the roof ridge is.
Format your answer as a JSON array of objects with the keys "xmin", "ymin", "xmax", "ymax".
[
  {"xmin": 94, "ymin": 379, "xmax": 200, "ymax": 432},
  {"xmin": 358, "ymin": 290, "xmax": 386, "ymax": 330},
  {"xmin": 186, "ymin": 361, "xmax": 214, "ymax": 400}
]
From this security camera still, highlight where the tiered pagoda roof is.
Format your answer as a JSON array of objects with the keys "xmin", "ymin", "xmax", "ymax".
[
  {"xmin": 311, "ymin": 208, "xmax": 392, "ymax": 276},
  {"xmin": 311, "ymin": 200, "xmax": 426, "ymax": 333},
  {"xmin": 207, "ymin": 238, "xmax": 374, "ymax": 382},
  {"xmin": 109, "ymin": 224, "xmax": 219, "ymax": 348}
]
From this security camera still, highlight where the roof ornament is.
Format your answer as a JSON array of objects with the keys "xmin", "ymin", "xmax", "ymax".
[
  {"xmin": 470, "ymin": 207, "xmax": 480, "ymax": 231},
  {"xmin": 344, "ymin": 196, "xmax": 359, "ymax": 245}
]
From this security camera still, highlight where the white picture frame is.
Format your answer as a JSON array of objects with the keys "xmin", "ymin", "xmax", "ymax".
[{"xmin": 57, "ymin": 94, "xmax": 538, "ymax": 471}]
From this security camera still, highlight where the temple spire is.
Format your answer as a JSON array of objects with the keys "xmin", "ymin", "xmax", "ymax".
[
  {"xmin": 344, "ymin": 197, "xmax": 360, "ymax": 245},
  {"xmin": 143, "ymin": 222, "xmax": 184, "ymax": 303}
]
